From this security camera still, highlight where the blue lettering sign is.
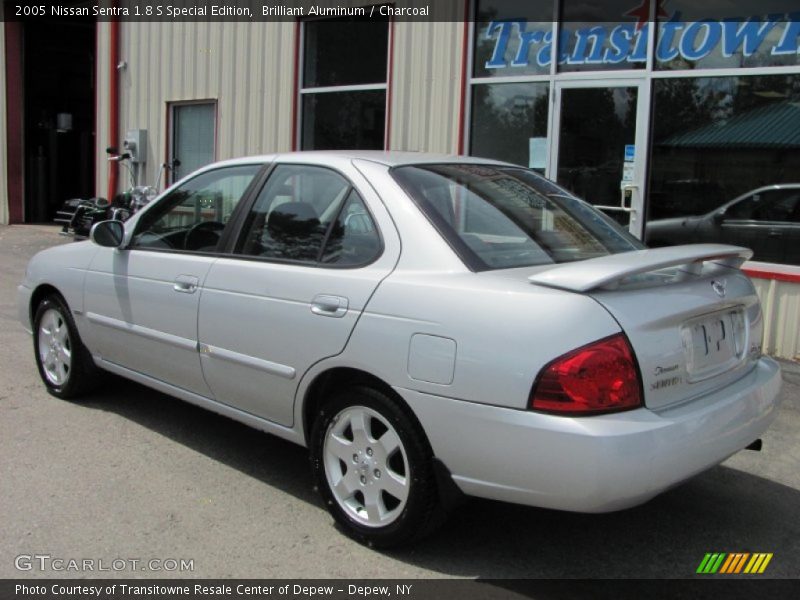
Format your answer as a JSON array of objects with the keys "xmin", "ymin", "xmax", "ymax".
[
  {"xmin": 771, "ymin": 12, "xmax": 800, "ymax": 55},
  {"xmin": 483, "ymin": 12, "xmax": 799, "ymax": 69},
  {"xmin": 629, "ymin": 23, "xmax": 649, "ymax": 63},
  {"xmin": 485, "ymin": 20, "xmax": 520, "ymax": 69},
  {"xmin": 537, "ymin": 31, "xmax": 553, "ymax": 67},
  {"xmin": 656, "ymin": 17, "xmax": 684, "ymax": 62},
  {"xmin": 605, "ymin": 24, "xmax": 634, "ymax": 64},
  {"xmin": 513, "ymin": 29, "xmax": 544, "ymax": 67},
  {"xmin": 721, "ymin": 17, "xmax": 781, "ymax": 57},
  {"xmin": 570, "ymin": 25, "xmax": 607, "ymax": 65},
  {"xmin": 680, "ymin": 20, "xmax": 722, "ymax": 61}
]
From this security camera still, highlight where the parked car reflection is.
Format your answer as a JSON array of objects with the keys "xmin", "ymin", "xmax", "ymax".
[{"xmin": 646, "ymin": 184, "xmax": 800, "ymax": 264}]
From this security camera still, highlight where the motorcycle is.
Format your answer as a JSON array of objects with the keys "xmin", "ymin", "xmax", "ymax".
[{"xmin": 55, "ymin": 147, "xmax": 174, "ymax": 239}]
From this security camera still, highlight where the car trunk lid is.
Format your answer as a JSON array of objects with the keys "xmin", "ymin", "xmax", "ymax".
[{"xmin": 528, "ymin": 245, "xmax": 763, "ymax": 411}]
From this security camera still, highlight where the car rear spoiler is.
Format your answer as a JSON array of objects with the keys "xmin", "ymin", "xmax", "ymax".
[{"xmin": 528, "ymin": 244, "xmax": 753, "ymax": 293}]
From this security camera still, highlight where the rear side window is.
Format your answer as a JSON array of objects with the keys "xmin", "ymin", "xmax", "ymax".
[
  {"xmin": 236, "ymin": 165, "xmax": 381, "ymax": 267},
  {"xmin": 392, "ymin": 164, "xmax": 641, "ymax": 271}
]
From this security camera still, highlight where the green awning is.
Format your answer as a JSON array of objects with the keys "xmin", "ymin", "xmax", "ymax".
[{"xmin": 661, "ymin": 102, "xmax": 800, "ymax": 149}]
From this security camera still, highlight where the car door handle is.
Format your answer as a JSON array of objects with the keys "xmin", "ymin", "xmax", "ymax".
[
  {"xmin": 767, "ymin": 230, "xmax": 783, "ymax": 238},
  {"xmin": 311, "ymin": 294, "xmax": 349, "ymax": 318},
  {"xmin": 173, "ymin": 275, "xmax": 199, "ymax": 294}
]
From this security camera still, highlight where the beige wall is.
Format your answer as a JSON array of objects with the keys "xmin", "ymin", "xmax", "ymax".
[
  {"xmin": 97, "ymin": 5, "xmax": 467, "ymax": 195},
  {"xmin": 752, "ymin": 277, "xmax": 800, "ymax": 362},
  {"xmin": 97, "ymin": 20, "xmax": 296, "ymax": 193},
  {"xmin": 0, "ymin": 22, "xmax": 8, "ymax": 225},
  {"xmin": 389, "ymin": 7, "xmax": 465, "ymax": 153}
]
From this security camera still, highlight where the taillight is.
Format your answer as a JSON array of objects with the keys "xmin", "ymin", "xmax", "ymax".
[{"xmin": 530, "ymin": 333, "xmax": 642, "ymax": 415}]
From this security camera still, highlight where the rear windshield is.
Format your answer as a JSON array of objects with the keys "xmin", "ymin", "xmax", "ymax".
[{"xmin": 391, "ymin": 164, "xmax": 643, "ymax": 271}]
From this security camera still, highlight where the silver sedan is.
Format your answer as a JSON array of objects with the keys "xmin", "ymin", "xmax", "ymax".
[{"xmin": 18, "ymin": 152, "xmax": 782, "ymax": 547}]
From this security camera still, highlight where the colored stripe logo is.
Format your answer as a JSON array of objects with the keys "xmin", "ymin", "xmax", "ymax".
[{"xmin": 697, "ymin": 553, "xmax": 773, "ymax": 574}]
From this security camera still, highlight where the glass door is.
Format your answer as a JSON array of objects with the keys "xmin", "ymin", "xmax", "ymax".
[{"xmin": 549, "ymin": 80, "xmax": 649, "ymax": 238}]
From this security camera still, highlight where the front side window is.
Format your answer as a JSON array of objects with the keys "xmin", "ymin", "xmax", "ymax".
[
  {"xmin": 301, "ymin": 13, "xmax": 389, "ymax": 150},
  {"xmin": 726, "ymin": 190, "xmax": 800, "ymax": 221},
  {"xmin": 236, "ymin": 165, "xmax": 381, "ymax": 267},
  {"xmin": 392, "ymin": 164, "xmax": 641, "ymax": 271},
  {"xmin": 132, "ymin": 165, "xmax": 261, "ymax": 252}
]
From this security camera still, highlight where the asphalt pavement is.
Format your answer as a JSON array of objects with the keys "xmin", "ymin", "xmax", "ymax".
[{"xmin": 1, "ymin": 224, "xmax": 798, "ymax": 579}]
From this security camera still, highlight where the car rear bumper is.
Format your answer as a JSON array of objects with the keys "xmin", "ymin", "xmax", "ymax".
[{"xmin": 398, "ymin": 357, "xmax": 782, "ymax": 512}]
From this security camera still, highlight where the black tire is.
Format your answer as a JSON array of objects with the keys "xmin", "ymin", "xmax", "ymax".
[
  {"xmin": 32, "ymin": 294, "xmax": 101, "ymax": 399},
  {"xmin": 310, "ymin": 385, "xmax": 444, "ymax": 548}
]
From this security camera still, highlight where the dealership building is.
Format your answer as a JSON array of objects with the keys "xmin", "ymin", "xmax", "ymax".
[{"xmin": 1, "ymin": 0, "xmax": 799, "ymax": 359}]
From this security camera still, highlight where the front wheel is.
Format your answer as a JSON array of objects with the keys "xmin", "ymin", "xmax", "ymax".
[
  {"xmin": 33, "ymin": 295, "xmax": 100, "ymax": 399},
  {"xmin": 310, "ymin": 386, "xmax": 444, "ymax": 548}
]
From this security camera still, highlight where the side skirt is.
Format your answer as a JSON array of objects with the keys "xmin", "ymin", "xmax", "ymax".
[{"xmin": 95, "ymin": 357, "xmax": 307, "ymax": 448}]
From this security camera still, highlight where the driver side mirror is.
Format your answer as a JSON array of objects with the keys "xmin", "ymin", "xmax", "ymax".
[
  {"xmin": 712, "ymin": 209, "xmax": 726, "ymax": 224},
  {"xmin": 90, "ymin": 220, "xmax": 125, "ymax": 248}
]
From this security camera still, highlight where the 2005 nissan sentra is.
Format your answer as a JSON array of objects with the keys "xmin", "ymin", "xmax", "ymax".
[{"xmin": 18, "ymin": 152, "xmax": 782, "ymax": 547}]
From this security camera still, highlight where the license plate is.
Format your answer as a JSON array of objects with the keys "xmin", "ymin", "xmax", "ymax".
[{"xmin": 681, "ymin": 308, "xmax": 746, "ymax": 381}]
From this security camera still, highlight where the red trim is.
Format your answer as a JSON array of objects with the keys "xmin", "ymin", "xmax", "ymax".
[
  {"xmin": 384, "ymin": 15, "xmax": 396, "ymax": 150},
  {"xmin": 212, "ymin": 99, "xmax": 219, "ymax": 161},
  {"xmin": 291, "ymin": 19, "xmax": 301, "ymax": 151},
  {"xmin": 4, "ymin": 21, "xmax": 24, "ymax": 223},
  {"xmin": 93, "ymin": 22, "xmax": 99, "ymax": 197},
  {"xmin": 164, "ymin": 102, "xmax": 172, "ymax": 185},
  {"xmin": 107, "ymin": 19, "xmax": 120, "ymax": 200},
  {"xmin": 456, "ymin": 0, "xmax": 471, "ymax": 155},
  {"xmin": 743, "ymin": 268, "xmax": 800, "ymax": 284}
]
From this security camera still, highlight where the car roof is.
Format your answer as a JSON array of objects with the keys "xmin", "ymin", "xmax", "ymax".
[
  {"xmin": 721, "ymin": 183, "xmax": 800, "ymax": 210},
  {"xmin": 209, "ymin": 150, "xmax": 511, "ymax": 169}
]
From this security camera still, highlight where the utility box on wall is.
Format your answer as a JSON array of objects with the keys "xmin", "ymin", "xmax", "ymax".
[{"xmin": 123, "ymin": 129, "xmax": 147, "ymax": 164}]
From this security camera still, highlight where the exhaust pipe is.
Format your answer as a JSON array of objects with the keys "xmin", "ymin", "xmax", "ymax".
[{"xmin": 745, "ymin": 439, "xmax": 762, "ymax": 452}]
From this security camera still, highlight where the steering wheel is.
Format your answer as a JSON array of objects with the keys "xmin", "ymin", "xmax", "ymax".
[{"xmin": 184, "ymin": 221, "xmax": 225, "ymax": 251}]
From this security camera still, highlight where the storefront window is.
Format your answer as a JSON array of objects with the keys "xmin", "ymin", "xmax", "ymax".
[
  {"xmin": 655, "ymin": 1, "xmax": 799, "ymax": 70},
  {"xmin": 469, "ymin": 83, "xmax": 549, "ymax": 170},
  {"xmin": 301, "ymin": 13, "xmax": 389, "ymax": 150},
  {"xmin": 473, "ymin": 0, "xmax": 553, "ymax": 77},
  {"xmin": 558, "ymin": 0, "xmax": 649, "ymax": 72},
  {"xmin": 646, "ymin": 75, "xmax": 800, "ymax": 265},
  {"xmin": 302, "ymin": 90, "xmax": 386, "ymax": 150}
]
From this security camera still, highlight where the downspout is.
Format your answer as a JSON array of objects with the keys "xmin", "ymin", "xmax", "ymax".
[{"xmin": 107, "ymin": 19, "xmax": 120, "ymax": 200}]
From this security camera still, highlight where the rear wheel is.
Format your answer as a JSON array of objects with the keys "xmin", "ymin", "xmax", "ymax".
[
  {"xmin": 33, "ymin": 295, "xmax": 100, "ymax": 399},
  {"xmin": 310, "ymin": 385, "xmax": 443, "ymax": 548}
]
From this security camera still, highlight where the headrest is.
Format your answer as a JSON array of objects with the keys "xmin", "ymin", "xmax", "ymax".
[{"xmin": 267, "ymin": 202, "xmax": 321, "ymax": 236}]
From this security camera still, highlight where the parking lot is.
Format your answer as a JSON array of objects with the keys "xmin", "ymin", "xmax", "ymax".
[{"xmin": 1, "ymin": 224, "xmax": 799, "ymax": 579}]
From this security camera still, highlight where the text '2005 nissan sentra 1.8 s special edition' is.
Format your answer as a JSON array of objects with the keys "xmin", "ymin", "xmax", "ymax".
[{"xmin": 18, "ymin": 152, "xmax": 782, "ymax": 547}]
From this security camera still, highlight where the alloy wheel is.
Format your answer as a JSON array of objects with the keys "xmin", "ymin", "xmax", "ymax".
[{"xmin": 322, "ymin": 405, "xmax": 410, "ymax": 528}]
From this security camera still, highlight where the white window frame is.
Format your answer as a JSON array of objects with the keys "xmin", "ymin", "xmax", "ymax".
[{"xmin": 167, "ymin": 100, "xmax": 218, "ymax": 185}]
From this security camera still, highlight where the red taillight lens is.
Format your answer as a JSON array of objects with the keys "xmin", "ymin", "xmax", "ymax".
[{"xmin": 530, "ymin": 334, "xmax": 642, "ymax": 415}]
